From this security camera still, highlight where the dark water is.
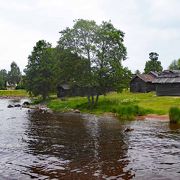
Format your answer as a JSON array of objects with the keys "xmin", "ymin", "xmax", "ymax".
[{"xmin": 0, "ymin": 99, "xmax": 179, "ymax": 180}]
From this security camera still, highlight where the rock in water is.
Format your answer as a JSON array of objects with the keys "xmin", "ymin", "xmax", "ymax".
[
  {"xmin": 74, "ymin": 109, "xmax": 80, "ymax": 113},
  {"xmin": 7, "ymin": 105, "xmax": 14, "ymax": 108},
  {"xmin": 23, "ymin": 101, "xmax": 30, "ymax": 106},
  {"xmin": 124, "ymin": 128, "xmax": 134, "ymax": 132},
  {"xmin": 15, "ymin": 104, "xmax": 21, "ymax": 107}
]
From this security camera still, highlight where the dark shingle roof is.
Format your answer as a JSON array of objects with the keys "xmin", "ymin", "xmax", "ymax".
[
  {"xmin": 149, "ymin": 71, "xmax": 159, "ymax": 77},
  {"xmin": 131, "ymin": 74, "xmax": 156, "ymax": 82},
  {"xmin": 138, "ymin": 74, "xmax": 155, "ymax": 82},
  {"xmin": 153, "ymin": 77, "xmax": 180, "ymax": 83},
  {"xmin": 153, "ymin": 70, "xmax": 180, "ymax": 84},
  {"xmin": 59, "ymin": 84, "xmax": 70, "ymax": 90}
]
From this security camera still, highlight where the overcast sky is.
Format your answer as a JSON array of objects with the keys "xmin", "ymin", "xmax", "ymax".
[{"xmin": 0, "ymin": 0, "xmax": 180, "ymax": 73}]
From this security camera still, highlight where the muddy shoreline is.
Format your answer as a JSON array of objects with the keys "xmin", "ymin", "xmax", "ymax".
[
  {"xmin": 58, "ymin": 111, "xmax": 170, "ymax": 121},
  {"xmin": 137, "ymin": 114, "xmax": 169, "ymax": 121}
]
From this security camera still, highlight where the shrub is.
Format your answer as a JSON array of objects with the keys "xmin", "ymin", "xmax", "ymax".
[
  {"xmin": 169, "ymin": 107, "xmax": 180, "ymax": 124},
  {"xmin": 111, "ymin": 104, "xmax": 147, "ymax": 120}
]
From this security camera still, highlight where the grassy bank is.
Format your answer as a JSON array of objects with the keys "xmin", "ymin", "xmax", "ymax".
[
  {"xmin": 169, "ymin": 107, "xmax": 180, "ymax": 124},
  {"xmin": 0, "ymin": 90, "xmax": 29, "ymax": 97},
  {"xmin": 1, "ymin": 90, "xmax": 179, "ymax": 119},
  {"xmin": 47, "ymin": 91, "xmax": 180, "ymax": 119}
]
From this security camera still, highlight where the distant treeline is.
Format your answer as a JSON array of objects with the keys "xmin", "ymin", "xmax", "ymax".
[{"xmin": 0, "ymin": 61, "xmax": 22, "ymax": 90}]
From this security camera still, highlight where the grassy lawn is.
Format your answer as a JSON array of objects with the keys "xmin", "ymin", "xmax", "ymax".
[
  {"xmin": 0, "ymin": 90, "xmax": 29, "ymax": 97},
  {"xmin": 1, "ymin": 90, "xmax": 179, "ymax": 119},
  {"xmin": 47, "ymin": 91, "xmax": 180, "ymax": 119}
]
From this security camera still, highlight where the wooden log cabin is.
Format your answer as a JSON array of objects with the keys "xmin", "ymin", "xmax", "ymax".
[
  {"xmin": 130, "ymin": 71, "xmax": 158, "ymax": 93},
  {"xmin": 153, "ymin": 70, "xmax": 180, "ymax": 96}
]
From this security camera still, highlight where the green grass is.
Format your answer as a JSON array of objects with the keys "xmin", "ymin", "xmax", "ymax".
[
  {"xmin": 2, "ymin": 90, "xmax": 177, "ymax": 120},
  {"xmin": 169, "ymin": 107, "xmax": 180, "ymax": 124},
  {"xmin": 0, "ymin": 90, "xmax": 29, "ymax": 97},
  {"xmin": 47, "ymin": 91, "xmax": 180, "ymax": 119}
]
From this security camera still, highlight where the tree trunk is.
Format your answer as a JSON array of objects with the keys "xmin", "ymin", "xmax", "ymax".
[
  {"xmin": 42, "ymin": 93, "xmax": 47, "ymax": 101},
  {"xmin": 95, "ymin": 94, "xmax": 99, "ymax": 106},
  {"xmin": 91, "ymin": 95, "xmax": 94, "ymax": 106},
  {"xmin": 87, "ymin": 95, "xmax": 91, "ymax": 107}
]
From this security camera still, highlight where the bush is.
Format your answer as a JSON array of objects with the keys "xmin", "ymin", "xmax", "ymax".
[
  {"xmin": 15, "ymin": 85, "xmax": 25, "ymax": 90},
  {"xmin": 169, "ymin": 107, "xmax": 180, "ymax": 124},
  {"xmin": 111, "ymin": 104, "xmax": 147, "ymax": 120}
]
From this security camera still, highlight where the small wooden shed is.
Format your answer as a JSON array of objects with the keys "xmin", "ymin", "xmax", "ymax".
[
  {"xmin": 153, "ymin": 70, "xmax": 180, "ymax": 96},
  {"xmin": 57, "ymin": 84, "xmax": 102, "ymax": 98},
  {"xmin": 57, "ymin": 84, "xmax": 88, "ymax": 98},
  {"xmin": 57, "ymin": 84, "xmax": 71, "ymax": 98},
  {"xmin": 130, "ymin": 72, "xmax": 158, "ymax": 93}
]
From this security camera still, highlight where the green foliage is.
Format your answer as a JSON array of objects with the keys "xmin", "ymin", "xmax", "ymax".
[
  {"xmin": 135, "ymin": 70, "xmax": 141, "ymax": 74},
  {"xmin": 7, "ymin": 61, "xmax": 21, "ymax": 85},
  {"xmin": 169, "ymin": 107, "xmax": 180, "ymax": 124},
  {"xmin": 149, "ymin": 52, "xmax": 159, "ymax": 61},
  {"xmin": 169, "ymin": 59, "xmax": 180, "ymax": 70},
  {"xmin": 47, "ymin": 91, "xmax": 180, "ymax": 119},
  {"xmin": 48, "ymin": 96, "xmax": 149, "ymax": 120},
  {"xmin": 111, "ymin": 105, "xmax": 148, "ymax": 120},
  {"xmin": 15, "ymin": 75, "xmax": 26, "ymax": 89},
  {"xmin": 144, "ymin": 52, "xmax": 163, "ymax": 73},
  {"xmin": 0, "ymin": 69, "xmax": 7, "ymax": 89},
  {"xmin": 53, "ymin": 49, "xmax": 89, "ymax": 87},
  {"xmin": 25, "ymin": 40, "xmax": 56, "ymax": 100},
  {"xmin": 58, "ymin": 19, "xmax": 131, "ymax": 106}
]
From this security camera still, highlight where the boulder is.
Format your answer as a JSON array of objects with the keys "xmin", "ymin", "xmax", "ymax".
[
  {"xmin": 22, "ymin": 101, "xmax": 30, "ymax": 106},
  {"xmin": 74, "ymin": 109, "xmax": 80, "ymax": 113},
  {"xmin": 14, "ymin": 104, "xmax": 21, "ymax": 107},
  {"xmin": 7, "ymin": 104, "xmax": 14, "ymax": 108},
  {"xmin": 124, "ymin": 128, "xmax": 134, "ymax": 132}
]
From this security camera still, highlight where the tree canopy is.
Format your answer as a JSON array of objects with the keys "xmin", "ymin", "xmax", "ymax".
[
  {"xmin": 0, "ymin": 69, "xmax": 7, "ymax": 89},
  {"xmin": 54, "ymin": 49, "xmax": 89, "ymax": 87},
  {"xmin": 144, "ymin": 52, "xmax": 163, "ymax": 73},
  {"xmin": 135, "ymin": 70, "xmax": 141, "ymax": 75},
  {"xmin": 169, "ymin": 59, "xmax": 180, "ymax": 70},
  {"xmin": 7, "ymin": 61, "xmax": 21, "ymax": 86},
  {"xmin": 24, "ymin": 19, "xmax": 131, "ymax": 106},
  {"xmin": 25, "ymin": 40, "xmax": 56, "ymax": 99},
  {"xmin": 58, "ymin": 19, "xmax": 131, "ymax": 106}
]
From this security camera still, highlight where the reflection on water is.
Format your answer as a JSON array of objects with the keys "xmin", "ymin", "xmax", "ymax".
[{"xmin": 0, "ymin": 99, "xmax": 179, "ymax": 179}]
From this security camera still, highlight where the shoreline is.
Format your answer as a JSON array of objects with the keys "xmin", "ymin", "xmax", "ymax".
[
  {"xmin": 55, "ymin": 110, "xmax": 170, "ymax": 121},
  {"xmin": 0, "ymin": 96, "xmax": 29, "ymax": 99},
  {"xmin": 0, "ymin": 96, "xmax": 170, "ymax": 121},
  {"xmin": 102, "ymin": 113, "xmax": 169, "ymax": 121},
  {"xmin": 137, "ymin": 114, "xmax": 169, "ymax": 121}
]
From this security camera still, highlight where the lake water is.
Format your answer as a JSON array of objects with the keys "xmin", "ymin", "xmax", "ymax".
[{"xmin": 0, "ymin": 99, "xmax": 179, "ymax": 179}]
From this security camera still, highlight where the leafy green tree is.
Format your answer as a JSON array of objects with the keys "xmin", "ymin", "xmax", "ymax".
[
  {"xmin": 15, "ymin": 75, "xmax": 26, "ymax": 89},
  {"xmin": 54, "ymin": 49, "xmax": 89, "ymax": 87},
  {"xmin": 25, "ymin": 40, "xmax": 56, "ymax": 100},
  {"xmin": 169, "ymin": 59, "xmax": 180, "ymax": 70},
  {"xmin": 95, "ymin": 21, "xmax": 129, "ymax": 94},
  {"xmin": 7, "ymin": 62, "xmax": 21, "ymax": 85},
  {"xmin": 0, "ymin": 69, "xmax": 7, "ymax": 89},
  {"xmin": 58, "ymin": 19, "xmax": 130, "ymax": 106},
  {"xmin": 135, "ymin": 70, "xmax": 141, "ymax": 74},
  {"xmin": 144, "ymin": 52, "xmax": 163, "ymax": 73}
]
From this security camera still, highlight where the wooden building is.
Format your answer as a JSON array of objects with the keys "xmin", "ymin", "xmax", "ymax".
[
  {"xmin": 57, "ymin": 84, "xmax": 71, "ymax": 98},
  {"xmin": 153, "ymin": 70, "xmax": 180, "ymax": 96},
  {"xmin": 130, "ymin": 72, "xmax": 158, "ymax": 93},
  {"xmin": 57, "ymin": 84, "xmax": 88, "ymax": 98}
]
